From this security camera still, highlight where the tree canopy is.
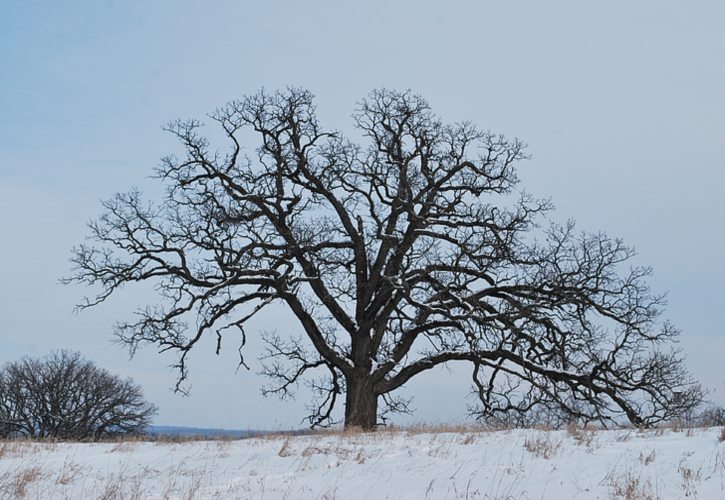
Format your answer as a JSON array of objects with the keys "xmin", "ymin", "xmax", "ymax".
[
  {"xmin": 0, "ymin": 350, "xmax": 156, "ymax": 439},
  {"xmin": 66, "ymin": 88, "xmax": 702, "ymax": 429}
]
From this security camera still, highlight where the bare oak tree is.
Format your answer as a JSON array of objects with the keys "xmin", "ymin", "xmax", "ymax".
[
  {"xmin": 65, "ymin": 88, "xmax": 701, "ymax": 429},
  {"xmin": 0, "ymin": 351, "xmax": 156, "ymax": 439}
]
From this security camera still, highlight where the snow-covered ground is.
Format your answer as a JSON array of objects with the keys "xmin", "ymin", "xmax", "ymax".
[{"xmin": 1, "ymin": 426, "xmax": 723, "ymax": 499}]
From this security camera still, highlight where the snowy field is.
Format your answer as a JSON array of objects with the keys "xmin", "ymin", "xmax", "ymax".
[{"xmin": 1, "ymin": 426, "xmax": 724, "ymax": 499}]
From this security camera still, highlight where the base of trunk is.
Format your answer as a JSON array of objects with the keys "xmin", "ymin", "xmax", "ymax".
[{"xmin": 344, "ymin": 376, "xmax": 378, "ymax": 430}]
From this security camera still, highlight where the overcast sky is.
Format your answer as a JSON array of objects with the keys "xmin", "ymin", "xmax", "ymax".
[{"xmin": 1, "ymin": 0, "xmax": 723, "ymax": 429}]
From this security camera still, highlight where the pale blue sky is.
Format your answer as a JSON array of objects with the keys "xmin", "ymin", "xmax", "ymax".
[{"xmin": 1, "ymin": 0, "xmax": 723, "ymax": 429}]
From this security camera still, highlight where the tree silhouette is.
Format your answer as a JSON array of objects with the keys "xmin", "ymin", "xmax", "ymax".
[
  {"xmin": 0, "ymin": 351, "xmax": 156, "ymax": 439},
  {"xmin": 65, "ymin": 88, "xmax": 701, "ymax": 429}
]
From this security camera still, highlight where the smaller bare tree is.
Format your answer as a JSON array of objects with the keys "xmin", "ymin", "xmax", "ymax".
[
  {"xmin": 0, "ymin": 351, "xmax": 156, "ymax": 439},
  {"xmin": 697, "ymin": 404, "xmax": 725, "ymax": 427}
]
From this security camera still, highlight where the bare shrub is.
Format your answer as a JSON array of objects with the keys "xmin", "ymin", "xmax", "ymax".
[
  {"xmin": 0, "ymin": 350, "xmax": 156, "ymax": 440},
  {"xmin": 696, "ymin": 405, "xmax": 725, "ymax": 427}
]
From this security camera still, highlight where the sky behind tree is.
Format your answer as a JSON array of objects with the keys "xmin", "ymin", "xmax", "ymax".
[{"xmin": 1, "ymin": 0, "xmax": 723, "ymax": 429}]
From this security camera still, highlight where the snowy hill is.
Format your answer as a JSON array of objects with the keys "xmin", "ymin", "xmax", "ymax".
[{"xmin": 0, "ymin": 426, "xmax": 723, "ymax": 499}]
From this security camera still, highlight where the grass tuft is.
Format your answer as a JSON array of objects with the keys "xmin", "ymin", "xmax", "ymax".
[{"xmin": 523, "ymin": 434, "xmax": 562, "ymax": 459}]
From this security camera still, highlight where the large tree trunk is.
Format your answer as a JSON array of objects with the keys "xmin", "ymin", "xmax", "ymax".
[{"xmin": 344, "ymin": 374, "xmax": 378, "ymax": 430}]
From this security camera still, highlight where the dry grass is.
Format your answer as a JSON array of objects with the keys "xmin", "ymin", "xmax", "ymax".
[
  {"xmin": 719, "ymin": 427, "xmax": 725, "ymax": 442},
  {"xmin": 604, "ymin": 469, "xmax": 658, "ymax": 500},
  {"xmin": 460, "ymin": 433, "xmax": 478, "ymax": 445},
  {"xmin": 400, "ymin": 422, "xmax": 488, "ymax": 435},
  {"xmin": 109, "ymin": 440, "xmax": 138, "ymax": 453},
  {"xmin": 161, "ymin": 463, "xmax": 206, "ymax": 500},
  {"xmin": 150, "ymin": 432, "xmax": 248, "ymax": 444},
  {"xmin": 523, "ymin": 434, "xmax": 562, "ymax": 459},
  {"xmin": 0, "ymin": 465, "xmax": 43, "ymax": 498},
  {"xmin": 277, "ymin": 437, "xmax": 292, "ymax": 457},
  {"xmin": 55, "ymin": 458, "xmax": 84, "ymax": 486},
  {"xmin": 616, "ymin": 431, "xmax": 633, "ymax": 442},
  {"xmin": 638, "ymin": 449, "xmax": 656, "ymax": 466},
  {"xmin": 0, "ymin": 439, "xmax": 55, "ymax": 459},
  {"xmin": 566, "ymin": 423, "xmax": 597, "ymax": 449},
  {"xmin": 677, "ymin": 458, "xmax": 701, "ymax": 497},
  {"xmin": 0, "ymin": 440, "xmax": 26, "ymax": 459},
  {"xmin": 260, "ymin": 422, "xmax": 490, "ymax": 440}
]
